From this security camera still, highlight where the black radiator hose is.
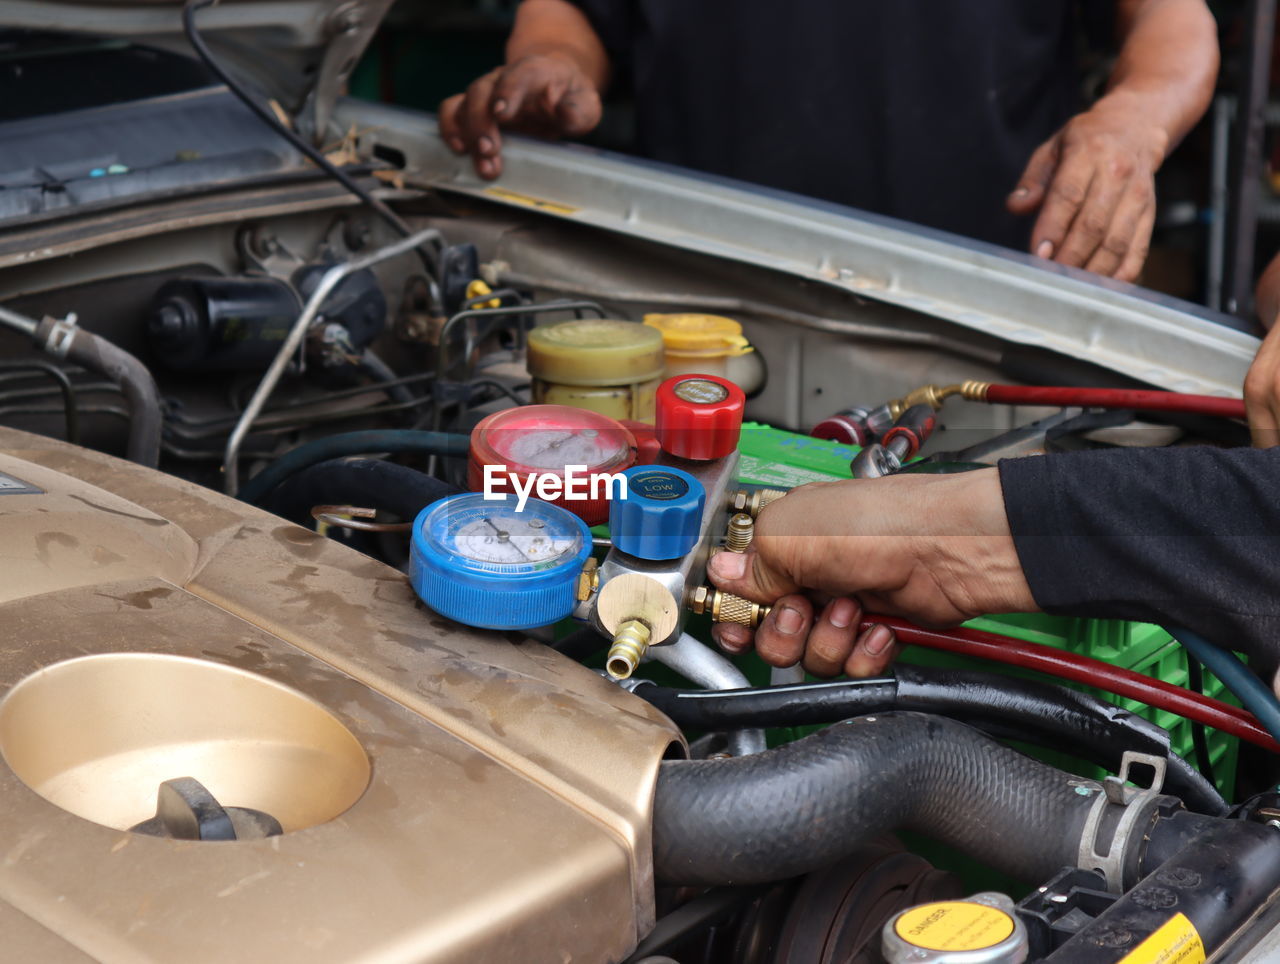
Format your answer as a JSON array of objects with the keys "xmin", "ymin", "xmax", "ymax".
[
  {"xmin": 258, "ymin": 458, "xmax": 460, "ymax": 527},
  {"xmin": 637, "ymin": 665, "xmax": 1226, "ymax": 815},
  {"xmin": 655, "ymin": 712, "xmax": 1115, "ymax": 886}
]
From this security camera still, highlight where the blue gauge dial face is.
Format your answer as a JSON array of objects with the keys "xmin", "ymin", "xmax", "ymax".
[{"xmin": 423, "ymin": 496, "xmax": 584, "ymax": 575}]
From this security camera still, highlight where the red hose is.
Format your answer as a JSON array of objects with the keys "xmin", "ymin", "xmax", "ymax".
[
  {"xmin": 863, "ymin": 617, "xmax": 1280, "ymax": 754},
  {"xmin": 982, "ymin": 384, "xmax": 1245, "ymax": 420}
]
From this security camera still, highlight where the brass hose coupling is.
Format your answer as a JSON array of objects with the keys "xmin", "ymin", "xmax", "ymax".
[
  {"xmin": 606, "ymin": 619, "xmax": 651, "ymax": 680},
  {"xmin": 886, "ymin": 381, "xmax": 991, "ymax": 420},
  {"xmin": 691, "ymin": 587, "xmax": 771, "ymax": 629},
  {"xmin": 729, "ymin": 487, "xmax": 787, "ymax": 518}
]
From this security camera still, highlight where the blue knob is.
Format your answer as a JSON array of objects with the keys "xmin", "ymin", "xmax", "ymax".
[{"xmin": 610, "ymin": 465, "xmax": 705, "ymax": 560}]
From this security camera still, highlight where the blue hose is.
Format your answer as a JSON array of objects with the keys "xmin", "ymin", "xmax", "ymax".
[
  {"xmin": 1167, "ymin": 626, "xmax": 1280, "ymax": 748},
  {"xmin": 238, "ymin": 430, "xmax": 469, "ymax": 505}
]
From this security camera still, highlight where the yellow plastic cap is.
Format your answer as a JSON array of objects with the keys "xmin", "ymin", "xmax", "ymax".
[
  {"xmin": 643, "ymin": 313, "xmax": 753, "ymax": 357},
  {"xmin": 527, "ymin": 319, "xmax": 666, "ymax": 386}
]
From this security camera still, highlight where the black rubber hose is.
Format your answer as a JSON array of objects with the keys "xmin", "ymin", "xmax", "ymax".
[
  {"xmin": 655, "ymin": 712, "xmax": 1115, "ymax": 886},
  {"xmin": 637, "ymin": 665, "xmax": 1226, "ymax": 815},
  {"xmin": 238, "ymin": 430, "xmax": 469, "ymax": 505},
  {"xmin": 34, "ymin": 319, "xmax": 162, "ymax": 467},
  {"xmin": 258, "ymin": 458, "xmax": 461, "ymax": 527}
]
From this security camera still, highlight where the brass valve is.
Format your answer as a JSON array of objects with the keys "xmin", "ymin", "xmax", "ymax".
[
  {"xmin": 886, "ymin": 381, "xmax": 991, "ymax": 420},
  {"xmin": 729, "ymin": 487, "xmax": 787, "ymax": 518},
  {"xmin": 575, "ymin": 558, "xmax": 599, "ymax": 602},
  {"xmin": 606, "ymin": 619, "xmax": 651, "ymax": 680},
  {"xmin": 725, "ymin": 513, "xmax": 754, "ymax": 552},
  {"xmin": 691, "ymin": 586, "xmax": 771, "ymax": 629}
]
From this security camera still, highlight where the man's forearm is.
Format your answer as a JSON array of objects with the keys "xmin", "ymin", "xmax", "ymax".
[
  {"xmin": 507, "ymin": 0, "xmax": 610, "ymax": 90},
  {"xmin": 1104, "ymin": 0, "xmax": 1219, "ymax": 161}
]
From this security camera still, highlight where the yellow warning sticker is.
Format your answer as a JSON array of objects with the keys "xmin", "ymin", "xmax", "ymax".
[
  {"xmin": 1117, "ymin": 914, "xmax": 1206, "ymax": 964},
  {"xmin": 482, "ymin": 186, "xmax": 579, "ymax": 216},
  {"xmin": 893, "ymin": 901, "xmax": 1015, "ymax": 952}
]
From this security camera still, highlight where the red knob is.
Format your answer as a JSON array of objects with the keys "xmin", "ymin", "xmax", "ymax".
[{"xmin": 656, "ymin": 374, "xmax": 745, "ymax": 460}]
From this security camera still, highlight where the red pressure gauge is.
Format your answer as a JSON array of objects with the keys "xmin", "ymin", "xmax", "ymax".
[
  {"xmin": 655, "ymin": 374, "xmax": 745, "ymax": 460},
  {"xmin": 467, "ymin": 405, "xmax": 637, "ymax": 525},
  {"xmin": 619, "ymin": 419, "xmax": 663, "ymax": 465}
]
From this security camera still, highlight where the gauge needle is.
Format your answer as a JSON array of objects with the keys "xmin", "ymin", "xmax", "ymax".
[{"xmin": 484, "ymin": 517, "xmax": 529, "ymax": 560}]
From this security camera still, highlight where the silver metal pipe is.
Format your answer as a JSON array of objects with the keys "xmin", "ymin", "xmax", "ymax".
[
  {"xmin": 769, "ymin": 664, "xmax": 806, "ymax": 685},
  {"xmin": 222, "ymin": 227, "xmax": 442, "ymax": 495},
  {"xmin": 0, "ymin": 304, "xmax": 39, "ymax": 338},
  {"xmin": 646, "ymin": 633, "xmax": 767, "ymax": 756}
]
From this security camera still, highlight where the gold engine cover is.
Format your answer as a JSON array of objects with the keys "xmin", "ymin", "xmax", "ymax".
[{"xmin": 0, "ymin": 428, "xmax": 680, "ymax": 963}]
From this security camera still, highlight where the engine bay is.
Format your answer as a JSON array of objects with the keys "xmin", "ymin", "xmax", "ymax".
[{"xmin": 2, "ymin": 141, "xmax": 1279, "ymax": 964}]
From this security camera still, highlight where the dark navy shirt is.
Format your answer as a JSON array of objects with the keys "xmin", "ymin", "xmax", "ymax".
[
  {"xmin": 571, "ymin": 0, "xmax": 1109, "ymax": 249},
  {"xmin": 1000, "ymin": 447, "xmax": 1280, "ymax": 667}
]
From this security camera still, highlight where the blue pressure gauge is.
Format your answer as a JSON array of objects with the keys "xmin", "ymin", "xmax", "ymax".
[{"xmin": 410, "ymin": 493, "xmax": 592, "ymax": 630}]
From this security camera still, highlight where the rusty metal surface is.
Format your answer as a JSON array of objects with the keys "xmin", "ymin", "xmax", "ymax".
[{"xmin": 0, "ymin": 427, "xmax": 681, "ymax": 963}]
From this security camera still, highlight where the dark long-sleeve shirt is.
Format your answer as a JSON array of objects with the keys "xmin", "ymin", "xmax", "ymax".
[{"xmin": 999, "ymin": 446, "xmax": 1280, "ymax": 666}]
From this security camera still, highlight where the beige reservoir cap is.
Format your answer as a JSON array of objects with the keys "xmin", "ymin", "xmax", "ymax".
[
  {"xmin": 644, "ymin": 313, "xmax": 753, "ymax": 357},
  {"xmin": 527, "ymin": 319, "xmax": 666, "ymax": 386}
]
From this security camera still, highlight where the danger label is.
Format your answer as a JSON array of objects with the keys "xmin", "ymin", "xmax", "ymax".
[
  {"xmin": 893, "ymin": 901, "xmax": 1015, "ymax": 952},
  {"xmin": 1117, "ymin": 913, "xmax": 1206, "ymax": 964}
]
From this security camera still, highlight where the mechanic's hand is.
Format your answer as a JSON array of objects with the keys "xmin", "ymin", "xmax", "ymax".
[
  {"xmin": 705, "ymin": 471, "xmax": 1036, "ymax": 678},
  {"xmin": 438, "ymin": 53, "xmax": 603, "ymax": 180},
  {"xmin": 1245, "ymin": 316, "xmax": 1280, "ymax": 447},
  {"xmin": 1007, "ymin": 95, "xmax": 1165, "ymax": 283}
]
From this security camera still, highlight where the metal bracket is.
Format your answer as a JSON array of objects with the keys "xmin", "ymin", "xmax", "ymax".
[
  {"xmin": 1077, "ymin": 751, "xmax": 1168, "ymax": 894},
  {"xmin": 301, "ymin": 0, "xmax": 396, "ymax": 144}
]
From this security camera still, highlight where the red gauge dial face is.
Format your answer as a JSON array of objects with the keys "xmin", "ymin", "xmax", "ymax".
[
  {"xmin": 471, "ymin": 406, "xmax": 635, "ymax": 475},
  {"xmin": 467, "ymin": 406, "xmax": 638, "ymax": 525}
]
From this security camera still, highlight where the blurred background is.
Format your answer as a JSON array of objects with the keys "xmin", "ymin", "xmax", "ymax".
[{"xmin": 346, "ymin": 0, "xmax": 1280, "ymax": 323}]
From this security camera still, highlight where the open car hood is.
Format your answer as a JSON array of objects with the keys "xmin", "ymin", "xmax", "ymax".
[{"xmin": 0, "ymin": 0, "xmax": 395, "ymax": 137}]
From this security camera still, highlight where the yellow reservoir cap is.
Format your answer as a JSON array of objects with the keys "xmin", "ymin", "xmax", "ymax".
[
  {"xmin": 527, "ymin": 319, "xmax": 666, "ymax": 387},
  {"xmin": 643, "ymin": 313, "xmax": 753, "ymax": 357}
]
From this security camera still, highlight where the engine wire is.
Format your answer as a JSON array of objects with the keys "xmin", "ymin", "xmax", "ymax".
[
  {"xmin": 1186, "ymin": 655, "xmax": 1218, "ymax": 787},
  {"xmin": 0, "ymin": 361, "xmax": 78, "ymax": 443},
  {"xmin": 180, "ymin": 0, "xmax": 438, "ymax": 278}
]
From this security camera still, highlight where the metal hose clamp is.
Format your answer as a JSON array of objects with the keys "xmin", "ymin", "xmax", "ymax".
[
  {"xmin": 1077, "ymin": 751, "xmax": 1168, "ymax": 893},
  {"xmin": 42, "ymin": 313, "xmax": 79, "ymax": 358}
]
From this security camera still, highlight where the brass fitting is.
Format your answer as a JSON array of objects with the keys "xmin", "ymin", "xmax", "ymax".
[
  {"xmin": 729, "ymin": 487, "xmax": 788, "ymax": 518},
  {"xmin": 725, "ymin": 513, "xmax": 754, "ymax": 552},
  {"xmin": 886, "ymin": 381, "xmax": 990, "ymax": 419},
  {"xmin": 713, "ymin": 591, "xmax": 770, "ymax": 628},
  {"xmin": 691, "ymin": 587, "xmax": 770, "ymax": 628},
  {"xmin": 575, "ymin": 558, "xmax": 599, "ymax": 602},
  {"xmin": 606, "ymin": 619, "xmax": 651, "ymax": 680}
]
